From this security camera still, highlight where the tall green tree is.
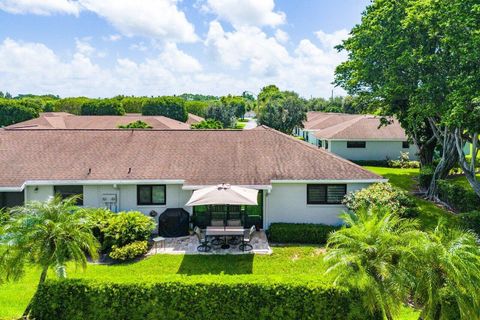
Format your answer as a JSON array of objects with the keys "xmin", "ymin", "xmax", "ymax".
[
  {"xmin": 142, "ymin": 96, "xmax": 188, "ymax": 122},
  {"xmin": 0, "ymin": 196, "xmax": 99, "ymax": 317},
  {"xmin": 257, "ymin": 89, "xmax": 306, "ymax": 134},
  {"xmin": 205, "ymin": 101, "xmax": 236, "ymax": 128}
]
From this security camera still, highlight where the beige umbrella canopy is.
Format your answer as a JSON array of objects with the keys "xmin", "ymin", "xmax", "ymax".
[{"xmin": 186, "ymin": 184, "xmax": 258, "ymax": 206}]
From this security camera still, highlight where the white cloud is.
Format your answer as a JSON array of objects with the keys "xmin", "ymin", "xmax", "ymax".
[
  {"xmin": 315, "ymin": 29, "xmax": 349, "ymax": 50},
  {"xmin": 205, "ymin": 0, "xmax": 285, "ymax": 28},
  {"xmin": 79, "ymin": 0, "xmax": 198, "ymax": 43},
  {"xmin": 0, "ymin": 31, "xmax": 348, "ymax": 98},
  {"xmin": 206, "ymin": 21, "xmax": 290, "ymax": 76},
  {"xmin": 274, "ymin": 29, "xmax": 289, "ymax": 44},
  {"xmin": 0, "ymin": 0, "xmax": 80, "ymax": 15},
  {"xmin": 104, "ymin": 34, "xmax": 122, "ymax": 42},
  {"xmin": 160, "ymin": 43, "xmax": 202, "ymax": 73}
]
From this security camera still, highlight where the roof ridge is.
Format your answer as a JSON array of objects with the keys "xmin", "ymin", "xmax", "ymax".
[{"xmin": 259, "ymin": 126, "xmax": 383, "ymax": 179}]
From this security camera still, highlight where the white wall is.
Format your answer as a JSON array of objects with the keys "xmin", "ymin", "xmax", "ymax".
[
  {"xmin": 329, "ymin": 140, "xmax": 419, "ymax": 161},
  {"xmin": 265, "ymin": 182, "xmax": 371, "ymax": 228},
  {"xmin": 25, "ymin": 183, "xmax": 193, "ymax": 224}
]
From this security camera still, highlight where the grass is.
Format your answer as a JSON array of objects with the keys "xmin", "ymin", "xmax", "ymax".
[
  {"xmin": 234, "ymin": 121, "xmax": 246, "ymax": 129},
  {"xmin": 448, "ymin": 173, "xmax": 480, "ymax": 190},
  {"xmin": 237, "ymin": 118, "xmax": 249, "ymax": 123},
  {"xmin": 0, "ymin": 246, "xmax": 330, "ymax": 319}
]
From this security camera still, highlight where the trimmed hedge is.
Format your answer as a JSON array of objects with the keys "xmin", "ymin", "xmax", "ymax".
[
  {"xmin": 31, "ymin": 279, "xmax": 378, "ymax": 320},
  {"xmin": 268, "ymin": 223, "xmax": 340, "ymax": 244},
  {"xmin": 110, "ymin": 241, "xmax": 148, "ymax": 260},
  {"xmin": 142, "ymin": 97, "xmax": 188, "ymax": 122},
  {"xmin": 437, "ymin": 180, "xmax": 480, "ymax": 212}
]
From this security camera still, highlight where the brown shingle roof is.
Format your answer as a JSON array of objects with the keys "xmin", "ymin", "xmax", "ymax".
[
  {"xmin": 186, "ymin": 113, "xmax": 204, "ymax": 125},
  {"xmin": 0, "ymin": 126, "xmax": 381, "ymax": 188},
  {"xmin": 304, "ymin": 112, "xmax": 407, "ymax": 140},
  {"xmin": 6, "ymin": 113, "xmax": 190, "ymax": 130}
]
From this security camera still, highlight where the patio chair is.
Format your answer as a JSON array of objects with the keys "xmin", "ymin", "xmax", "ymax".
[
  {"xmin": 239, "ymin": 225, "xmax": 256, "ymax": 252},
  {"xmin": 194, "ymin": 226, "xmax": 211, "ymax": 252}
]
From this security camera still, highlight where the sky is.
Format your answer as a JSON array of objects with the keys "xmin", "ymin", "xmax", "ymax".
[{"xmin": 0, "ymin": 0, "xmax": 371, "ymax": 98}]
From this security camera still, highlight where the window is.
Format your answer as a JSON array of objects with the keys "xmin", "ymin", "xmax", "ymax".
[
  {"xmin": 347, "ymin": 141, "xmax": 366, "ymax": 148},
  {"xmin": 0, "ymin": 192, "xmax": 24, "ymax": 209},
  {"xmin": 307, "ymin": 184, "xmax": 347, "ymax": 204},
  {"xmin": 402, "ymin": 141, "xmax": 410, "ymax": 149},
  {"xmin": 54, "ymin": 185, "xmax": 83, "ymax": 205},
  {"xmin": 317, "ymin": 140, "xmax": 323, "ymax": 148},
  {"xmin": 325, "ymin": 140, "xmax": 329, "ymax": 149},
  {"xmin": 137, "ymin": 185, "xmax": 166, "ymax": 205}
]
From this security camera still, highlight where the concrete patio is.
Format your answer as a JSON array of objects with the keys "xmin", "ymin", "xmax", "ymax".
[{"xmin": 147, "ymin": 230, "xmax": 272, "ymax": 255}]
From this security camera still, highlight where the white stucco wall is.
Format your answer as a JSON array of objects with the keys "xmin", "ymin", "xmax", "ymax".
[
  {"xmin": 329, "ymin": 140, "xmax": 419, "ymax": 161},
  {"xmin": 265, "ymin": 182, "xmax": 371, "ymax": 228},
  {"xmin": 25, "ymin": 183, "xmax": 193, "ymax": 224}
]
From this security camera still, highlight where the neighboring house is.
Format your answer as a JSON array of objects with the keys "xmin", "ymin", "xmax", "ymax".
[
  {"xmin": 0, "ymin": 126, "xmax": 384, "ymax": 229},
  {"xmin": 6, "ymin": 112, "xmax": 204, "ymax": 130},
  {"xmin": 186, "ymin": 113, "xmax": 205, "ymax": 125},
  {"xmin": 296, "ymin": 112, "xmax": 419, "ymax": 161}
]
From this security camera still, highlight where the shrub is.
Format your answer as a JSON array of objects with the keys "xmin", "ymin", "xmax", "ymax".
[
  {"xmin": 190, "ymin": 119, "xmax": 223, "ymax": 129},
  {"xmin": 387, "ymin": 152, "xmax": 420, "ymax": 168},
  {"xmin": 185, "ymin": 100, "xmax": 209, "ymax": 118},
  {"xmin": 103, "ymin": 211, "xmax": 156, "ymax": 248},
  {"xmin": 142, "ymin": 97, "xmax": 188, "ymax": 122},
  {"xmin": 351, "ymin": 160, "xmax": 389, "ymax": 167},
  {"xmin": 121, "ymin": 97, "xmax": 145, "ymax": 113},
  {"xmin": 0, "ymin": 99, "xmax": 39, "ymax": 126},
  {"xmin": 205, "ymin": 101, "xmax": 236, "ymax": 128},
  {"xmin": 343, "ymin": 183, "xmax": 418, "ymax": 218},
  {"xmin": 83, "ymin": 208, "xmax": 115, "ymax": 252},
  {"xmin": 31, "ymin": 279, "xmax": 378, "ymax": 320},
  {"xmin": 437, "ymin": 180, "xmax": 480, "ymax": 212},
  {"xmin": 118, "ymin": 120, "xmax": 152, "ymax": 129},
  {"xmin": 109, "ymin": 241, "xmax": 148, "ymax": 260},
  {"xmin": 459, "ymin": 211, "xmax": 480, "ymax": 236},
  {"xmin": 81, "ymin": 99, "xmax": 125, "ymax": 115},
  {"xmin": 268, "ymin": 223, "xmax": 340, "ymax": 244},
  {"xmin": 419, "ymin": 165, "xmax": 435, "ymax": 189}
]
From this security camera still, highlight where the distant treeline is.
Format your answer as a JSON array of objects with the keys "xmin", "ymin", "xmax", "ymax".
[{"xmin": 0, "ymin": 89, "xmax": 375, "ymax": 129}]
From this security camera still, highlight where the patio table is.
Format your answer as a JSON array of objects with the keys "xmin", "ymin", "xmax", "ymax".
[{"xmin": 206, "ymin": 226, "xmax": 244, "ymax": 249}]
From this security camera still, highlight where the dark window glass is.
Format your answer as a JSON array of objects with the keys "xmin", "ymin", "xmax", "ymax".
[
  {"xmin": 347, "ymin": 141, "xmax": 366, "ymax": 148},
  {"xmin": 137, "ymin": 185, "xmax": 166, "ymax": 205},
  {"xmin": 402, "ymin": 141, "xmax": 410, "ymax": 148},
  {"xmin": 317, "ymin": 140, "xmax": 323, "ymax": 148},
  {"xmin": 54, "ymin": 185, "xmax": 83, "ymax": 205},
  {"xmin": 307, "ymin": 184, "xmax": 347, "ymax": 205},
  {"xmin": 325, "ymin": 140, "xmax": 329, "ymax": 149},
  {"xmin": 0, "ymin": 192, "xmax": 24, "ymax": 208}
]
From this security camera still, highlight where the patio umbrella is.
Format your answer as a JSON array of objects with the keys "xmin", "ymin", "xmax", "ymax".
[{"xmin": 185, "ymin": 184, "xmax": 258, "ymax": 206}]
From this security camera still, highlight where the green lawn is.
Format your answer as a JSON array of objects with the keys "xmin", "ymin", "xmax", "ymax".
[
  {"xmin": 448, "ymin": 174, "xmax": 480, "ymax": 190},
  {"xmin": 234, "ymin": 121, "xmax": 247, "ymax": 129}
]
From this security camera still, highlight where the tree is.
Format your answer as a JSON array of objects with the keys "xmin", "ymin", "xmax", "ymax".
[
  {"xmin": 81, "ymin": 98, "xmax": 125, "ymax": 116},
  {"xmin": 0, "ymin": 99, "xmax": 39, "ymax": 127},
  {"xmin": 190, "ymin": 119, "xmax": 223, "ymax": 129},
  {"xmin": 142, "ymin": 96, "xmax": 188, "ymax": 122},
  {"xmin": 257, "ymin": 90, "xmax": 306, "ymax": 134},
  {"xmin": 257, "ymin": 85, "xmax": 282, "ymax": 110},
  {"xmin": 0, "ymin": 196, "xmax": 99, "ymax": 317},
  {"xmin": 205, "ymin": 101, "xmax": 236, "ymax": 128},
  {"xmin": 185, "ymin": 100, "xmax": 209, "ymax": 118},
  {"xmin": 324, "ymin": 209, "xmax": 421, "ymax": 319},
  {"xmin": 412, "ymin": 225, "xmax": 480, "ymax": 319},
  {"xmin": 118, "ymin": 120, "xmax": 152, "ymax": 129},
  {"xmin": 221, "ymin": 95, "xmax": 246, "ymax": 119}
]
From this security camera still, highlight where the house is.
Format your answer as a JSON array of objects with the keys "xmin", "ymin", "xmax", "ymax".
[
  {"xmin": 5, "ymin": 112, "xmax": 204, "ymax": 130},
  {"xmin": 0, "ymin": 126, "xmax": 384, "ymax": 229},
  {"xmin": 296, "ymin": 112, "xmax": 419, "ymax": 161}
]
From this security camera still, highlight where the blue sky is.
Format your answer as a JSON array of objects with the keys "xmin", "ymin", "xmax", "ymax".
[{"xmin": 0, "ymin": 0, "xmax": 370, "ymax": 98}]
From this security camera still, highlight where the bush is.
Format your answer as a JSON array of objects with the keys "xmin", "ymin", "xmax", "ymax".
[
  {"xmin": 118, "ymin": 120, "xmax": 152, "ymax": 129},
  {"xmin": 268, "ymin": 223, "xmax": 340, "ymax": 244},
  {"xmin": 205, "ymin": 102, "xmax": 236, "ymax": 128},
  {"xmin": 185, "ymin": 100, "xmax": 209, "ymax": 118},
  {"xmin": 387, "ymin": 152, "xmax": 420, "ymax": 168},
  {"xmin": 437, "ymin": 180, "xmax": 480, "ymax": 212},
  {"xmin": 83, "ymin": 208, "xmax": 115, "ymax": 252},
  {"xmin": 343, "ymin": 183, "xmax": 418, "ymax": 218},
  {"xmin": 109, "ymin": 241, "xmax": 148, "ymax": 260},
  {"xmin": 351, "ymin": 160, "xmax": 389, "ymax": 167},
  {"xmin": 142, "ymin": 97, "xmax": 188, "ymax": 122},
  {"xmin": 190, "ymin": 119, "xmax": 223, "ymax": 129},
  {"xmin": 121, "ymin": 97, "xmax": 145, "ymax": 113},
  {"xmin": 103, "ymin": 211, "xmax": 156, "ymax": 248},
  {"xmin": 459, "ymin": 211, "xmax": 480, "ymax": 236},
  {"xmin": 81, "ymin": 99, "xmax": 125, "ymax": 115},
  {"xmin": 419, "ymin": 165, "xmax": 435, "ymax": 189},
  {"xmin": 31, "ymin": 279, "xmax": 378, "ymax": 320},
  {"xmin": 0, "ymin": 99, "xmax": 39, "ymax": 126}
]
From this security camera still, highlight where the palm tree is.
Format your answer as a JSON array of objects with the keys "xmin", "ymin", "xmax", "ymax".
[
  {"xmin": 323, "ymin": 208, "xmax": 423, "ymax": 320},
  {"xmin": 0, "ymin": 195, "xmax": 99, "ymax": 317},
  {"xmin": 412, "ymin": 224, "xmax": 480, "ymax": 320}
]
